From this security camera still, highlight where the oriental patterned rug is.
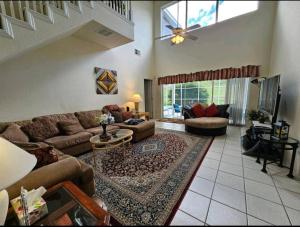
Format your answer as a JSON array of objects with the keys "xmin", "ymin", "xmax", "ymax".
[{"xmin": 79, "ymin": 128, "xmax": 213, "ymax": 225}]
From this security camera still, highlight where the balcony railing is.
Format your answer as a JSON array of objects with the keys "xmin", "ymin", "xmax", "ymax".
[
  {"xmin": 100, "ymin": 0, "xmax": 132, "ymax": 21},
  {"xmin": 0, "ymin": 1, "xmax": 132, "ymax": 26}
]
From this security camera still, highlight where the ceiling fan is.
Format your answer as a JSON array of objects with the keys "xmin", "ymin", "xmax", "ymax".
[{"xmin": 155, "ymin": 1, "xmax": 200, "ymax": 45}]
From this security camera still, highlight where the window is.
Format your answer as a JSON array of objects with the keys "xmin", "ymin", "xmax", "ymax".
[
  {"xmin": 162, "ymin": 80, "xmax": 226, "ymax": 118},
  {"xmin": 161, "ymin": 1, "xmax": 258, "ymax": 37},
  {"xmin": 218, "ymin": 1, "xmax": 259, "ymax": 22}
]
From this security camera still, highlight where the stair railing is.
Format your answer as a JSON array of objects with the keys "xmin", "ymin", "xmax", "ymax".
[{"xmin": 100, "ymin": 0, "xmax": 132, "ymax": 21}]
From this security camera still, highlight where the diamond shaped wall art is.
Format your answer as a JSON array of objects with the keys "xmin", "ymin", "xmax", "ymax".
[{"xmin": 95, "ymin": 67, "xmax": 118, "ymax": 94}]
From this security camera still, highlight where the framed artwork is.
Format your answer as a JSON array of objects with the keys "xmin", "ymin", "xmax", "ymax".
[{"xmin": 95, "ymin": 67, "xmax": 118, "ymax": 94}]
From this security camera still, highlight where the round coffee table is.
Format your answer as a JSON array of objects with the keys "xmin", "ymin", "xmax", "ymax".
[{"xmin": 89, "ymin": 129, "xmax": 133, "ymax": 167}]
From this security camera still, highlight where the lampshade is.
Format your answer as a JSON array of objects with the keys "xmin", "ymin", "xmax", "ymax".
[
  {"xmin": 131, "ymin": 93, "xmax": 143, "ymax": 103},
  {"xmin": 0, "ymin": 138, "xmax": 37, "ymax": 225},
  {"xmin": 171, "ymin": 35, "xmax": 184, "ymax": 45},
  {"xmin": 0, "ymin": 138, "xmax": 37, "ymax": 190}
]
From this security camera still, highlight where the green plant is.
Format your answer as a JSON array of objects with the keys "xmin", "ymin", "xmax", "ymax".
[{"xmin": 248, "ymin": 110, "xmax": 260, "ymax": 120}]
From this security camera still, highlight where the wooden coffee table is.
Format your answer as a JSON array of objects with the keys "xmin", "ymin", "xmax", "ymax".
[
  {"xmin": 90, "ymin": 129, "xmax": 133, "ymax": 167},
  {"xmin": 5, "ymin": 181, "xmax": 110, "ymax": 226}
]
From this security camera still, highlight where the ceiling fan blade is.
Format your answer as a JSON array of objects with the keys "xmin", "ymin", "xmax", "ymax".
[
  {"xmin": 154, "ymin": 34, "xmax": 174, "ymax": 40},
  {"xmin": 185, "ymin": 34, "xmax": 198, "ymax": 41},
  {"xmin": 185, "ymin": 24, "xmax": 201, "ymax": 31},
  {"xmin": 166, "ymin": 25, "xmax": 175, "ymax": 30}
]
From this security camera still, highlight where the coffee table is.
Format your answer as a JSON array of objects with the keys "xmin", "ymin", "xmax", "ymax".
[{"xmin": 90, "ymin": 129, "xmax": 133, "ymax": 167}]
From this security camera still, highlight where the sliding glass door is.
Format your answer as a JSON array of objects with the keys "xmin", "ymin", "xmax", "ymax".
[{"xmin": 161, "ymin": 79, "xmax": 250, "ymax": 125}]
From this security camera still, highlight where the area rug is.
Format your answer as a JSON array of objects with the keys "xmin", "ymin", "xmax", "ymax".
[
  {"xmin": 157, "ymin": 118, "xmax": 185, "ymax": 124},
  {"xmin": 79, "ymin": 128, "xmax": 213, "ymax": 225}
]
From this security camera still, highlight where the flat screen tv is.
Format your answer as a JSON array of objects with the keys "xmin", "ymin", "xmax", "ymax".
[{"xmin": 258, "ymin": 75, "xmax": 281, "ymax": 123}]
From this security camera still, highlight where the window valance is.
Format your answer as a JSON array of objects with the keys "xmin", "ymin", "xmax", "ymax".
[{"xmin": 157, "ymin": 65, "xmax": 260, "ymax": 85}]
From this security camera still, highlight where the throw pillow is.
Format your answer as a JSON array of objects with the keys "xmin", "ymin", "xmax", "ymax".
[
  {"xmin": 216, "ymin": 104, "xmax": 230, "ymax": 118},
  {"xmin": 111, "ymin": 111, "xmax": 123, "ymax": 123},
  {"xmin": 21, "ymin": 118, "xmax": 60, "ymax": 142},
  {"xmin": 58, "ymin": 120, "xmax": 85, "ymax": 135},
  {"xmin": 122, "ymin": 111, "xmax": 134, "ymax": 121},
  {"xmin": 206, "ymin": 103, "xmax": 220, "ymax": 117},
  {"xmin": 0, "ymin": 123, "xmax": 29, "ymax": 143},
  {"xmin": 25, "ymin": 145, "xmax": 58, "ymax": 169},
  {"xmin": 104, "ymin": 105, "xmax": 120, "ymax": 112},
  {"xmin": 75, "ymin": 110, "xmax": 102, "ymax": 129},
  {"xmin": 191, "ymin": 104, "xmax": 206, "ymax": 118}
]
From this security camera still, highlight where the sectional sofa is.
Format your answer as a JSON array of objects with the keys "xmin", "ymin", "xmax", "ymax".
[{"xmin": 1, "ymin": 107, "xmax": 155, "ymax": 200}]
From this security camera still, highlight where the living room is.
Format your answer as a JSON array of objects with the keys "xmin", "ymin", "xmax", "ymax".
[{"xmin": 0, "ymin": 0, "xmax": 299, "ymax": 226}]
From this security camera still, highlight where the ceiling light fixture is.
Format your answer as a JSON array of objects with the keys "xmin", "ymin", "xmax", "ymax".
[{"xmin": 171, "ymin": 34, "xmax": 184, "ymax": 45}]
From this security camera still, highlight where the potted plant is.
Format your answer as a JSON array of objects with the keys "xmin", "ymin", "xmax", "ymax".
[
  {"xmin": 248, "ymin": 110, "xmax": 260, "ymax": 121},
  {"xmin": 96, "ymin": 113, "xmax": 115, "ymax": 141}
]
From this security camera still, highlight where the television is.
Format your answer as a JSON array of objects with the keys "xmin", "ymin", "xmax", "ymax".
[{"xmin": 258, "ymin": 75, "xmax": 281, "ymax": 123}]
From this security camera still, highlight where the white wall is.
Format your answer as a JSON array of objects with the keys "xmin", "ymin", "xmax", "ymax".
[
  {"xmin": 269, "ymin": 1, "xmax": 300, "ymax": 175},
  {"xmin": 153, "ymin": 1, "xmax": 276, "ymax": 118},
  {"xmin": 0, "ymin": 1, "xmax": 154, "ymax": 121}
]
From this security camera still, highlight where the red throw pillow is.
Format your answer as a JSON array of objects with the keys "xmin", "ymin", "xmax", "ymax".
[
  {"xmin": 206, "ymin": 103, "xmax": 219, "ymax": 117},
  {"xmin": 191, "ymin": 104, "xmax": 206, "ymax": 118},
  {"xmin": 122, "ymin": 111, "xmax": 134, "ymax": 121}
]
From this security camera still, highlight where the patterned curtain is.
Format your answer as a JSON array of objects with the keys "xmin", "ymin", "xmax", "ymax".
[{"xmin": 158, "ymin": 65, "xmax": 259, "ymax": 85}]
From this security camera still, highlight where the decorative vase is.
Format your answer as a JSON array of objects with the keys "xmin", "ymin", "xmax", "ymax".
[{"xmin": 100, "ymin": 124, "xmax": 111, "ymax": 141}]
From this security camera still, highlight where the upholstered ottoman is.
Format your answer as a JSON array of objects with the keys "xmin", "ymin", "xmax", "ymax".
[
  {"xmin": 113, "ymin": 121, "xmax": 155, "ymax": 142},
  {"xmin": 185, "ymin": 117, "xmax": 229, "ymax": 136}
]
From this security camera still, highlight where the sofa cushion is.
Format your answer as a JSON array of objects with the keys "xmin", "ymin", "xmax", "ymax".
[
  {"xmin": 44, "ymin": 132, "xmax": 92, "ymax": 149},
  {"xmin": 103, "ymin": 104, "xmax": 120, "ymax": 112},
  {"xmin": 33, "ymin": 113, "xmax": 78, "ymax": 126},
  {"xmin": 0, "ymin": 120, "xmax": 33, "ymax": 134},
  {"xmin": 192, "ymin": 103, "xmax": 206, "ymax": 118},
  {"xmin": 114, "ymin": 121, "xmax": 155, "ymax": 133},
  {"xmin": 185, "ymin": 117, "xmax": 229, "ymax": 129},
  {"xmin": 75, "ymin": 110, "xmax": 102, "ymax": 129},
  {"xmin": 111, "ymin": 111, "xmax": 123, "ymax": 123},
  {"xmin": 216, "ymin": 104, "xmax": 230, "ymax": 118},
  {"xmin": 21, "ymin": 118, "xmax": 60, "ymax": 142},
  {"xmin": 122, "ymin": 111, "xmax": 134, "ymax": 121},
  {"xmin": 0, "ymin": 123, "xmax": 29, "ymax": 143},
  {"xmin": 206, "ymin": 103, "xmax": 219, "ymax": 117},
  {"xmin": 58, "ymin": 120, "xmax": 85, "ymax": 135},
  {"xmin": 86, "ymin": 125, "xmax": 120, "ymax": 136}
]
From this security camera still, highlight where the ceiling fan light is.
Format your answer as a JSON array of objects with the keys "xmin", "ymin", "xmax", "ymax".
[{"xmin": 171, "ymin": 35, "xmax": 184, "ymax": 44}]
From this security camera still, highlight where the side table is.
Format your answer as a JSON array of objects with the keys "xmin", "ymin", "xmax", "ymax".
[
  {"xmin": 5, "ymin": 181, "xmax": 110, "ymax": 226},
  {"xmin": 258, "ymin": 134, "xmax": 299, "ymax": 178}
]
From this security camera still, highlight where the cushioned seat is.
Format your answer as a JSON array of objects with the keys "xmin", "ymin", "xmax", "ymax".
[
  {"xmin": 185, "ymin": 117, "xmax": 229, "ymax": 129},
  {"xmin": 44, "ymin": 132, "xmax": 92, "ymax": 150},
  {"xmin": 113, "ymin": 121, "xmax": 155, "ymax": 142},
  {"xmin": 86, "ymin": 125, "xmax": 120, "ymax": 136},
  {"xmin": 185, "ymin": 117, "xmax": 229, "ymax": 136}
]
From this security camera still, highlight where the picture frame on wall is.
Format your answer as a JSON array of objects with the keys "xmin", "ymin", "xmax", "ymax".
[{"xmin": 95, "ymin": 67, "xmax": 118, "ymax": 95}]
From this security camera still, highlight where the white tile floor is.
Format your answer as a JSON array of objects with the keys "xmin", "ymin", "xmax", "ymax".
[{"xmin": 155, "ymin": 121, "xmax": 300, "ymax": 226}]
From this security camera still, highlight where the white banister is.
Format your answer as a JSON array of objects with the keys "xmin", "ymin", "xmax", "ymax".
[
  {"xmin": 0, "ymin": 1, "xmax": 6, "ymax": 15},
  {"xmin": 17, "ymin": 0, "xmax": 24, "ymax": 21},
  {"xmin": 9, "ymin": 0, "xmax": 15, "ymax": 18}
]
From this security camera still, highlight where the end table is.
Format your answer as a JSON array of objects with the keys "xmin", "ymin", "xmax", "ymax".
[{"xmin": 6, "ymin": 181, "xmax": 110, "ymax": 226}]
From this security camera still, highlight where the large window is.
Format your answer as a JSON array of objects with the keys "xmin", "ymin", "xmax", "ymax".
[
  {"xmin": 162, "ymin": 80, "xmax": 227, "ymax": 118},
  {"xmin": 161, "ymin": 1, "xmax": 258, "ymax": 37}
]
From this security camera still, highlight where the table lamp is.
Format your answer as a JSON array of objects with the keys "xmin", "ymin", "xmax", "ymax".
[
  {"xmin": 0, "ymin": 138, "xmax": 37, "ymax": 225},
  {"xmin": 131, "ymin": 93, "xmax": 143, "ymax": 112}
]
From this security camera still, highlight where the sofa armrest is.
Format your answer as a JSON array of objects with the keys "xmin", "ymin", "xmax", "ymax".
[{"xmin": 6, "ymin": 157, "xmax": 82, "ymax": 200}]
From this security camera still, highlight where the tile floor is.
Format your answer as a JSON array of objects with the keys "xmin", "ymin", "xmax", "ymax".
[{"xmin": 155, "ymin": 121, "xmax": 300, "ymax": 226}]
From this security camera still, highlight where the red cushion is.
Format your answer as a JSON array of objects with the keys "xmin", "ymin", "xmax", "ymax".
[
  {"xmin": 122, "ymin": 111, "xmax": 134, "ymax": 121},
  {"xmin": 191, "ymin": 104, "xmax": 206, "ymax": 118},
  {"xmin": 205, "ymin": 103, "xmax": 219, "ymax": 117}
]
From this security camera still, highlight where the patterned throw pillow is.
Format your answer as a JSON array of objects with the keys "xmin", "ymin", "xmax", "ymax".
[
  {"xmin": 21, "ymin": 118, "xmax": 60, "ymax": 142},
  {"xmin": 25, "ymin": 145, "xmax": 58, "ymax": 169},
  {"xmin": 75, "ymin": 110, "xmax": 102, "ymax": 129},
  {"xmin": 111, "ymin": 111, "xmax": 123, "ymax": 123},
  {"xmin": 206, "ymin": 103, "xmax": 220, "ymax": 117},
  {"xmin": 122, "ymin": 111, "xmax": 134, "ymax": 121},
  {"xmin": 0, "ymin": 123, "xmax": 29, "ymax": 143},
  {"xmin": 58, "ymin": 120, "xmax": 85, "ymax": 135},
  {"xmin": 191, "ymin": 104, "xmax": 206, "ymax": 118}
]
